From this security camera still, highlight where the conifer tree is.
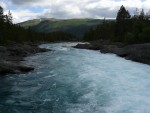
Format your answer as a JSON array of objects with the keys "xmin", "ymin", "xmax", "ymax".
[
  {"xmin": 139, "ymin": 9, "xmax": 145, "ymax": 20},
  {"xmin": 0, "ymin": 6, "xmax": 4, "ymax": 22},
  {"xmin": 116, "ymin": 5, "xmax": 131, "ymax": 21},
  {"xmin": 7, "ymin": 10, "xmax": 13, "ymax": 24},
  {"xmin": 116, "ymin": 5, "xmax": 131, "ymax": 41}
]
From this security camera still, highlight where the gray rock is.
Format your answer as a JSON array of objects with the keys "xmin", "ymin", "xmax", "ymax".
[
  {"xmin": 0, "ymin": 42, "xmax": 49, "ymax": 75},
  {"xmin": 74, "ymin": 41, "xmax": 150, "ymax": 65},
  {"xmin": 0, "ymin": 46, "xmax": 7, "ymax": 52},
  {"xmin": 0, "ymin": 61, "xmax": 34, "ymax": 74}
]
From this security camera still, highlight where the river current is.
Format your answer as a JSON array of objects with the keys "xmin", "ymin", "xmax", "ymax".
[{"xmin": 0, "ymin": 43, "xmax": 150, "ymax": 113}]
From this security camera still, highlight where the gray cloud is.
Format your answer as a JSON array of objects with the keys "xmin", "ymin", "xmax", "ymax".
[
  {"xmin": 85, "ymin": 7, "xmax": 118, "ymax": 18},
  {"xmin": 6, "ymin": 0, "xmax": 150, "ymax": 23},
  {"xmin": 11, "ymin": 0, "xmax": 42, "ymax": 5}
]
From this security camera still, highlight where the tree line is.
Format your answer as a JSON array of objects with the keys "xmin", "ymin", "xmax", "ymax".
[
  {"xmin": 83, "ymin": 5, "xmax": 150, "ymax": 44},
  {"xmin": 0, "ymin": 6, "xmax": 75, "ymax": 44}
]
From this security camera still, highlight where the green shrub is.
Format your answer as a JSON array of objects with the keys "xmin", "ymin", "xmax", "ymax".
[
  {"xmin": 124, "ymin": 32, "xmax": 135, "ymax": 44},
  {"xmin": 138, "ymin": 27, "xmax": 150, "ymax": 43}
]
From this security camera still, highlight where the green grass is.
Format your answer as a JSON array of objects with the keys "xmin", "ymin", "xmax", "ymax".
[
  {"xmin": 18, "ymin": 18, "xmax": 105, "ymax": 37},
  {"xmin": 18, "ymin": 19, "xmax": 41, "ymax": 28},
  {"xmin": 18, "ymin": 18, "xmax": 102, "ymax": 28}
]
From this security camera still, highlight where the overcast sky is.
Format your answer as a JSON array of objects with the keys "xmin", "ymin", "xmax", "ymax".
[{"xmin": 0, "ymin": 0, "xmax": 150, "ymax": 23}]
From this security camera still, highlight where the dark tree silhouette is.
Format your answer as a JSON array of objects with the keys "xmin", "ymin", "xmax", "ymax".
[
  {"xmin": 116, "ymin": 5, "xmax": 131, "ymax": 41},
  {"xmin": 116, "ymin": 5, "xmax": 131, "ymax": 21},
  {"xmin": 7, "ymin": 10, "xmax": 13, "ymax": 24},
  {"xmin": 83, "ymin": 5, "xmax": 150, "ymax": 44},
  {"xmin": 139, "ymin": 9, "xmax": 145, "ymax": 20},
  {"xmin": 0, "ymin": 5, "xmax": 75, "ymax": 44},
  {"xmin": 0, "ymin": 6, "xmax": 4, "ymax": 22}
]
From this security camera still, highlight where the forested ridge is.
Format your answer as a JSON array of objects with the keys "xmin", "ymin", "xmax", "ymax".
[
  {"xmin": 18, "ymin": 18, "xmax": 102, "ymax": 38},
  {"xmin": 83, "ymin": 5, "xmax": 150, "ymax": 44},
  {"xmin": 1, "ymin": 5, "xmax": 150, "ymax": 44},
  {"xmin": 0, "ymin": 6, "xmax": 75, "ymax": 44}
]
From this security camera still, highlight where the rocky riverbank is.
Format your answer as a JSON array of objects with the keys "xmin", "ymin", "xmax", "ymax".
[
  {"xmin": 75, "ymin": 40, "xmax": 150, "ymax": 65},
  {"xmin": 0, "ymin": 42, "xmax": 49, "ymax": 75}
]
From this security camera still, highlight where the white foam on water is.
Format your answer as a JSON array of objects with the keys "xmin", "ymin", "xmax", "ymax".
[
  {"xmin": 47, "ymin": 43, "xmax": 150, "ymax": 113},
  {"xmin": 1, "ymin": 43, "xmax": 150, "ymax": 113}
]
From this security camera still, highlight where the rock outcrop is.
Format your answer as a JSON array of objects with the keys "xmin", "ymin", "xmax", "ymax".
[
  {"xmin": 75, "ymin": 41, "xmax": 150, "ymax": 65},
  {"xmin": 0, "ymin": 42, "xmax": 49, "ymax": 75}
]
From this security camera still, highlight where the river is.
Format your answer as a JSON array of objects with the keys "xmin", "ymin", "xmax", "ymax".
[{"xmin": 0, "ymin": 43, "xmax": 150, "ymax": 113}]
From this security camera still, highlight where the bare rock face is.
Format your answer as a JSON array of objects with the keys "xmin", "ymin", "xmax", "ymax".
[
  {"xmin": 0, "ymin": 42, "xmax": 49, "ymax": 75},
  {"xmin": 121, "ymin": 43, "xmax": 150, "ymax": 64},
  {"xmin": 74, "ymin": 42, "xmax": 150, "ymax": 65},
  {"xmin": 0, "ymin": 46, "xmax": 7, "ymax": 52},
  {"xmin": 0, "ymin": 61, "xmax": 34, "ymax": 74}
]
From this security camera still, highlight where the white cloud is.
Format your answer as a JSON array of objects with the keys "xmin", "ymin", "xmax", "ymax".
[
  {"xmin": 0, "ymin": 1, "xmax": 7, "ymax": 9},
  {"xmin": 142, "ymin": 0, "xmax": 150, "ymax": 11},
  {"xmin": 10, "ymin": 9, "xmax": 40, "ymax": 23},
  {"xmin": 5, "ymin": 0, "xmax": 150, "ymax": 23}
]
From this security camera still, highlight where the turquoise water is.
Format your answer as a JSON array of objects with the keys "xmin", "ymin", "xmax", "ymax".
[{"xmin": 0, "ymin": 43, "xmax": 150, "ymax": 113}]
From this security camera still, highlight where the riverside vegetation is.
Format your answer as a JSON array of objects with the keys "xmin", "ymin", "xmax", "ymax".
[
  {"xmin": 83, "ymin": 5, "xmax": 150, "ymax": 43},
  {"xmin": 75, "ymin": 5, "xmax": 150, "ymax": 65},
  {"xmin": 0, "ymin": 5, "xmax": 150, "ymax": 113},
  {"xmin": 0, "ymin": 5, "xmax": 150, "ymax": 74},
  {"xmin": 0, "ymin": 6, "xmax": 75, "ymax": 75}
]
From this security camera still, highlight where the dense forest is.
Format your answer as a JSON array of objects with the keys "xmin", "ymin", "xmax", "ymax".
[
  {"xmin": 0, "ymin": 6, "xmax": 75, "ymax": 44},
  {"xmin": 83, "ymin": 5, "xmax": 150, "ymax": 44},
  {"xmin": 1, "ymin": 5, "xmax": 150, "ymax": 44}
]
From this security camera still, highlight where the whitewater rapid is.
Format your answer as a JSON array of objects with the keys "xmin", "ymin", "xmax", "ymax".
[{"xmin": 0, "ymin": 43, "xmax": 150, "ymax": 113}]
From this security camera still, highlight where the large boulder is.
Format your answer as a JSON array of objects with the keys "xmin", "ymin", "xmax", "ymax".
[
  {"xmin": 0, "ymin": 61, "xmax": 34, "ymax": 75},
  {"xmin": 0, "ymin": 42, "xmax": 49, "ymax": 75}
]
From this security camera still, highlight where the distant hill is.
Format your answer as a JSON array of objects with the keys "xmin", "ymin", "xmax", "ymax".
[{"xmin": 18, "ymin": 18, "xmax": 104, "ymax": 38}]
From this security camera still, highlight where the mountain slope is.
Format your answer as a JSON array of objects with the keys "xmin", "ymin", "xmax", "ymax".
[{"xmin": 18, "ymin": 18, "xmax": 103, "ymax": 38}]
